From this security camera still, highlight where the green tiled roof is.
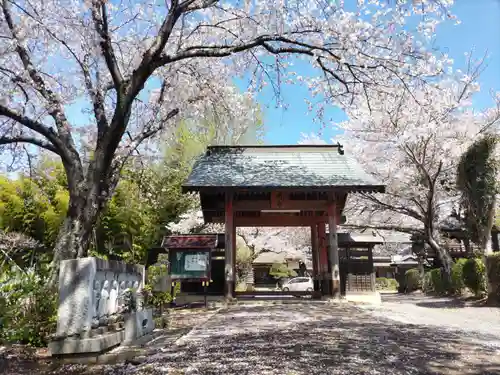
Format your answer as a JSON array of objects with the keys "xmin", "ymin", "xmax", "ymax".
[{"xmin": 183, "ymin": 145, "xmax": 385, "ymax": 192}]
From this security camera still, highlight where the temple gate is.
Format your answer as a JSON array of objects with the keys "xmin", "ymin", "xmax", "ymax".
[{"xmin": 181, "ymin": 145, "xmax": 385, "ymax": 298}]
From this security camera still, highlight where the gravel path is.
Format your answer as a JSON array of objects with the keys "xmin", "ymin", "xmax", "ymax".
[
  {"xmin": 4, "ymin": 299, "xmax": 499, "ymax": 375},
  {"xmin": 129, "ymin": 301, "xmax": 500, "ymax": 375},
  {"xmin": 363, "ymin": 294, "xmax": 500, "ymax": 340}
]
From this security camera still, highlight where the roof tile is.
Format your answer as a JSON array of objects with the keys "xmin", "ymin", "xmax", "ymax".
[{"xmin": 184, "ymin": 146, "xmax": 384, "ymax": 191}]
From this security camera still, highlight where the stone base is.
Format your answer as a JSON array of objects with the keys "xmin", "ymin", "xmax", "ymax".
[
  {"xmin": 49, "ymin": 309, "xmax": 155, "ymax": 356},
  {"xmin": 344, "ymin": 291, "xmax": 381, "ymax": 305},
  {"xmin": 123, "ymin": 309, "xmax": 154, "ymax": 344},
  {"xmin": 49, "ymin": 330, "xmax": 125, "ymax": 356}
]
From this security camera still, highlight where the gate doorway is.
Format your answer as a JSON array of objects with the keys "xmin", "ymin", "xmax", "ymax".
[{"xmin": 180, "ymin": 145, "xmax": 385, "ymax": 299}]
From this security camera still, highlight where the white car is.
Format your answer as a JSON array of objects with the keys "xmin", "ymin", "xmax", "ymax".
[{"xmin": 281, "ymin": 277, "xmax": 314, "ymax": 292}]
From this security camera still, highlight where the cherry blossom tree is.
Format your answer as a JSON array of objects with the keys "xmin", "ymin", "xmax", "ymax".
[
  {"xmin": 166, "ymin": 207, "xmax": 311, "ymax": 261},
  {"xmin": 166, "ymin": 205, "xmax": 312, "ymax": 286},
  {"xmin": 0, "ymin": 0, "xmax": 458, "ymax": 277},
  {"xmin": 302, "ymin": 62, "xmax": 500, "ymax": 278}
]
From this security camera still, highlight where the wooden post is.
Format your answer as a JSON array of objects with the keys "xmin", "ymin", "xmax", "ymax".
[
  {"xmin": 232, "ymin": 221, "xmax": 237, "ymax": 294},
  {"xmin": 346, "ymin": 245, "xmax": 352, "ymax": 293},
  {"xmin": 317, "ymin": 222, "xmax": 330, "ymax": 296},
  {"xmin": 224, "ymin": 192, "xmax": 234, "ymax": 300},
  {"xmin": 492, "ymin": 231, "xmax": 499, "ymax": 253},
  {"xmin": 327, "ymin": 197, "xmax": 340, "ymax": 298},
  {"xmin": 368, "ymin": 245, "xmax": 376, "ymax": 292},
  {"xmin": 310, "ymin": 225, "xmax": 320, "ymax": 293}
]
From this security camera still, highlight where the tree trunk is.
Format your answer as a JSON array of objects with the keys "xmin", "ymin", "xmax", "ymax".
[
  {"xmin": 49, "ymin": 173, "xmax": 115, "ymax": 286},
  {"xmin": 417, "ymin": 257, "xmax": 425, "ymax": 280},
  {"xmin": 427, "ymin": 234, "xmax": 453, "ymax": 285}
]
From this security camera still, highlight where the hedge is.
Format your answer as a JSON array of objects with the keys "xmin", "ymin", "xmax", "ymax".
[
  {"xmin": 486, "ymin": 253, "xmax": 500, "ymax": 302},
  {"xmin": 450, "ymin": 258, "xmax": 468, "ymax": 295},
  {"xmin": 462, "ymin": 257, "xmax": 486, "ymax": 297},
  {"xmin": 422, "ymin": 271, "xmax": 433, "ymax": 294},
  {"xmin": 375, "ymin": 277, "xmax": 399, "ymax": 291},
  {"xmin": 405, "ymin": 268, "xmax": 421, "ymax": 292},
  {"xmin": 421, "ymin": 268, "xmax": 450, "ymax": 295}
]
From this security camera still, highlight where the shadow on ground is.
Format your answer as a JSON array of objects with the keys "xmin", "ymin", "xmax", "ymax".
[
  {"xmin": 139, "ymin": 302, "xmax": 500, "ymax": 375},
  {"xmin": 381, "ymin": 292, "xmax": 496, "ymax": 309}
]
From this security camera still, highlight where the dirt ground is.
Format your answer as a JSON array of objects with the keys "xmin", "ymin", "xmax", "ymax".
[{"xmin": 2, "ymin": 297, "xmax": 500, "ymax": 375}]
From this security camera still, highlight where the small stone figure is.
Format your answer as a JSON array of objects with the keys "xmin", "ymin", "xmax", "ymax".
[
  {"xmin": 117, "ymin": 280, "xmax": 127, "ymax": 313},
  {"xmin": 91, "ymin": 280, "xmax": 101, "ymax": 328},
  {"xmin": 133, "ymin": 280, "xmax": 142, "ymax": 310},
  {"xmin": 98, "ymin": 280, "xmax": 110, "ymax": 325},
  {"xmin": 108, "ymin": 280, "xmax": 119, "ymax": 315}
]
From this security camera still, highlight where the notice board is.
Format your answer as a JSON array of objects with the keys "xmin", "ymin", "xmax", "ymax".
[{"xmin": 169, "ymin": 248, "xmax": 211, "ymax": 281}]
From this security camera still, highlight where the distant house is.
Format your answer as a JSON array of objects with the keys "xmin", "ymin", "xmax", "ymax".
[
  {"xmin": 362, "ymin": 231, "xmax": 413, "ymax": 279},
  {"xmin": 253, "ymin": 249, "xmax": 311, "ymax": 286}
]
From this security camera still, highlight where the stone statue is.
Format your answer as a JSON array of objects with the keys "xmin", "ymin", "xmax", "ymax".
[
  {"xmin": 117, "ymin": 280, "xmax": 127, "ymax": 313},
  {"xmin": 98, "ymin": 280, "xmax": 110, "ymax": 324},
  {"xmin": 132, "ymin": 280, "xmax": 141, "ymax": 310},
  {"xmin": 91, "ymin": 280, "xmax": 101, "ymax": 328},
  {"xmin": 108, "ymin": 280, "xmax": 119, "ymax": 315}
]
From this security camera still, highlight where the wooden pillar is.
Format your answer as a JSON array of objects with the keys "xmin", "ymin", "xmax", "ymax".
[
  {"xmin": 492, "ymin": 231, "xmax": 499, "ymax": 253},
  {"xmin": 224, "ymin": 192, "xmax": 235, "ymax": 299},
  {"xmin": 346, "ymin": 245, "xmax": 352, "ymax": 293},
  {"xmin": 327, "ymin": 197, "xmax": 340, "ymax": 298},
  {"xmin": 311, "ymin": 225, "xmax": 320, "ymax": 293},
  {"xmin": 317, "ymin": 222, "xmax": 330, "ymax": 296},
  {"xmin": 368, "ymin": 245, "xmax": 376, "ymax": 292},
  {"xmin": 232, "ymin": 222, "xmax": 237, "ymax": 294}
]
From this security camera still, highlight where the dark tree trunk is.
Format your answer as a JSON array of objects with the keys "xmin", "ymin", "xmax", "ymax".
[
  {"xmin": 49, "ymin": 166, "xmax": 118, "ymax": 285},
  {"xmin": 427, "ymin": 230, "xmax": 453, "ymax": 284}
]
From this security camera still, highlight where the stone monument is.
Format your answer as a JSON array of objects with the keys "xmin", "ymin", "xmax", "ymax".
[{"xmin": 49, "ymin": 257, "xmax": 155, "ymax": 356}]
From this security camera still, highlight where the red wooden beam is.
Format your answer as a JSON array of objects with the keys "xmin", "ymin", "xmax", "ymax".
[
  {"xmin": 216, "ymin": 199, "xmax": 329, "ymax": 211},
  {"xmin": 213, "ymin": 215, "xmax": 329, "ymax": 227}
]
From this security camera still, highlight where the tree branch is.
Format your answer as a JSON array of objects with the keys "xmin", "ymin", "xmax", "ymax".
[
  {"xmin": 90, "ymin": 0, "xmax": 124, "ymax": 90},
  {"xmin": 0, "ymin": 135, "xmax": 59, "ymax": 154},
  {"xmin": 1, "ymin": 0, "xmax": 79, "ymax": 155},
  {"xmin": 359, "ymin": 192, "xmax": 424, "ymax": 222},
  {"xmin": 0, "ymin": 104, "xmax": 61, "ymax": 148},
  {"xmin": 341, "ymin": 223, "xmax": 423, "ymax": 236}
]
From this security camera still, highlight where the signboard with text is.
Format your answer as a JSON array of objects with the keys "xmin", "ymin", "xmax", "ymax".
[{"xmin": 168, "ymin": 248, "xmax": 211, "ymax": 282}]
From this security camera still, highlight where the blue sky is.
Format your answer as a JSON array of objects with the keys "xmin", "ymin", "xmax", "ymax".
[
  {"xmin": 252, "ymin": 0, "xmax": 500, "ymax": 145},
  {"xmin": 2, "ymin": 0, "xmax": 499, "ymax": 175},
  {"xmin": 41, "ymin": 0, "xmax": 500, "ymax": 146}
]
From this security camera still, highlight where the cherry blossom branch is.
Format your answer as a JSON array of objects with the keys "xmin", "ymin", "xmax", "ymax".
[
  {"xmin": 358, "ymin": 192, "xmax": 424, "ymax": 222},
  {"xmin": 0, "ymin": 135, "xmax": 59, "ymax": 154},
  {"xmin": 0, "ymin": 104, "xmax": 62, "ymax": 150},
  {"xmin": 1, "ymin": 0, "xmax": 80, "ymax": 165},
  {"xmin": 341, "ymin": 223, "xmax": 423, "ymax": 236},
  {"xmin": 119, "ymin": 108, "xmax": 180, "ymax": 167},
  {"xmin": 90, "ymin": 0, "xmax": 124, "ymax": 90}
]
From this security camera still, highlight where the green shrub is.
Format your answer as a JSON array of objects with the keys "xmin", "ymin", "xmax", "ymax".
[
  {"xmin": 422, "ymin": 271, "xmax": 433, "ymax": 294},
  {"xmin": 486, "ymin": 253, "xmax": 500, "ymax": 302},
  {"xmin": 0, "ymin": 268, "xmax": 57, "ymax": 347},
  {"xmin": 375, "ymin": 277, "xmax": 398, "ymax": 291},
  {"xmin": 428, "ymin": 268, "xmax": 450, "ymax": 295},
  {"xmin": 450, "ymin": 258, "xmax": 468, "ymax": 295},
  {"xmin": 269, "ymin": 263, "xmax": 297, "ymax": 279},
  {"xmin": 405, "ymin": 268, "xmax": 421, "ymax": 292},
  {"xmin": 462, "ymin": 257, "xmax": 486, "ymax": 296},
  {"xmin": 143, "ymin": 280, "xmax": 181, "ymax": 309}
]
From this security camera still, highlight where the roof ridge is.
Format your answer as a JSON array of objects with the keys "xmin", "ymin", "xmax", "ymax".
[
  {"xmin": 206, "ymin": 144, "xmax": 343, "ymax": 149},
  {"xmin": 207, "ymin": 143, "xmax": 345, "ymax": 155}
]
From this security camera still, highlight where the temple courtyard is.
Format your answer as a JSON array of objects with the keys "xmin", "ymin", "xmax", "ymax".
[
  {"xmin": 3, "ymin": 296, "xmax": 500, "ymax": 375},
  {"xmin": 122, "ymin": 295, "xmax": 500, "ymax": 375}
]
